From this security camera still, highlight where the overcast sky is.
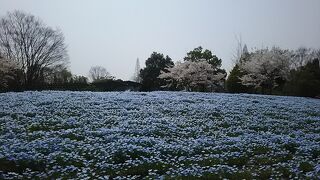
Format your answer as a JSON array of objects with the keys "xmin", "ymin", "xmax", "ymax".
[{"xmin": 1, "ymin": 0, "xmax": 319, "ymax": 80}]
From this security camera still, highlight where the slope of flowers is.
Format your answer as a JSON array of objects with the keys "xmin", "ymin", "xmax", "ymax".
[{"xmin": 0, "ymin": 91, "xmax": 319, "ymax": 179}]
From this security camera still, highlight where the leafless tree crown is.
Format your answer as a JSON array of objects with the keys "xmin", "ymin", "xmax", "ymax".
[
  {"xmin": 89, "ymin": 66, "xmax": 112, "ymax": 82},
  {"xmin": 0, "ymin": 10, "xmax": 69, "ymax": 87}
]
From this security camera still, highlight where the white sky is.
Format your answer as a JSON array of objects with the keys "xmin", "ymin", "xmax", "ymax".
[{"xmin": 1, "ymin": 0, "xmax": 320, "ymax": 80}]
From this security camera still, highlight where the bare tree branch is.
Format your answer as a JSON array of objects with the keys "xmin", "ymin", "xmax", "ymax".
[
  {"xmin": 0, "ymin": 10, "xmax": 69, "ymax": 88},
  {"xmin": 88, "ymin": 66, "xmax": 113, "ymax": 82}
]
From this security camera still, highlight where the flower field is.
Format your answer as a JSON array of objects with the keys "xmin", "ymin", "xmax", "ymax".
[{"xmin": 0, "ymin": 91, "xmax": 319, "ymax": 179}]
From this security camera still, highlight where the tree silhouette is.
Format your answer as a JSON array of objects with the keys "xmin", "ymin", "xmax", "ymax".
[{"xmin": 0, "ymin": 11, "xmax": 69, "ymax": 89}]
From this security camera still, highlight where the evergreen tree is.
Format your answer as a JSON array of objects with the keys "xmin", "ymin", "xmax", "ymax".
[
  {"xmin": 285, "ymin": 59, "xmax": 320, "ymax": 97},
  {"xmin": 226, "ymin": 64, "xmax": 252, "ymax": 93},
  {"xmin": 226, "ymin": 45, "xmax": 252, "ymax": 93},
  {"xmin": 140, "ymin": 52, "xmax": 174, "ymax": 91},
  {"xmin": 184, "ymin": 46, "xmax": 222, "ymax": 68}
]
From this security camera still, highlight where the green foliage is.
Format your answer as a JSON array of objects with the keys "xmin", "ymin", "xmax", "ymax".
[
  {"xmin": 252, "ymin": 145, "xmax": 270, "ymax": 155},
  {"xmin": 284, "ymin": 59, "xmax": 320, "ymax": 97},
  {"xmin": 277, "ymin": 166, "xmax": 292, "ymax": 178},
  {"xmin": 71, "ymin": 75, "xmax": 88, "ymax": 84},
  {"xmin": 91, "ymin": 79, "xmax": 140, "ymax": 91},
  {"xmin": 258, "ymin": 168, "xmax": 272, "ymax": 179},
  {"xmin": 227, "ymin": 51, "xmax": 319, "ymax": 97},
  {"xmin": 226, "ymin": 49, "xmax": 254, "ymax": 93},
  {"xmin": 311, "ymin": 149, "xmax": 320, "ymax": 158},
  {"xmin": 226, "ymin": 156, "xmax": 249, "ymax": 167},
  {"xmin": 283, "ymin": 142, "xmax": 299, "ymax": 154},
  {"xmin": 226, "ymin": 64, "xmax": 252, "ymax": 93},
  {"xmin": 184, "ymin": 46, "xmax": 222, "ymax": 68},
  {"xmin": 299, "ymin": 162, "xmax": 314, "ymax": 172},
  {"xmin": 140, "ymin": 52, "xmax": 174, "ymax": 91},
  {"xmin": 0, "ymin": 158, "xmax": 45, "ymax": 173}
]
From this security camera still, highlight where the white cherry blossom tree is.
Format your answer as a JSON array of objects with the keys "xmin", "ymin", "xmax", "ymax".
[
  {"xmin": 240, "ymin": 47, "xmax": 292, "ymax": 92},
  {"xmin": 159, "ymin": 60, "xmax": 226, "ymax": 92}
]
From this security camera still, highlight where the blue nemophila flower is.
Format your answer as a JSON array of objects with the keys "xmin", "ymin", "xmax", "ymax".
[{"xmin": 0, "ymin": 91, "xmax": 319, "ymax": 179}]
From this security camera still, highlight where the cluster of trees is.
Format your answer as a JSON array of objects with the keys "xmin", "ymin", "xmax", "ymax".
[
  {"xmin": 138, "ymin": 45, "xmax": 320, "ymax": 97},
  {"xmin": 87, "ymin": 65, "xmax": 140, "ymax": 91},
  {"xmin": 139, "ymin": 52, "xmax": 174, "ymax": 91},
  {"xmin": 0, "ymin": 11, "xmax": 70, "ymax": 90},
  {"xmin": 139, "ymin": 47, "xmax": 227, "ymax": 92},
  {"xmin": 226, "ymin": 46, "xmax": 320, "ymax": 97},
  {"xmin": 0, "ymin": 11, "xmax": 139, "ymax": 92},
  {"xmin": 0, "ymin": 10, "xmax": 85, "ymax": 91},
  {"xmin": 1, "ymin": 11, "xmax": 319, "ymax": 97},
  {"xmin": 88, "ymin": 66, "xmax": 114, "ymax": 82}
]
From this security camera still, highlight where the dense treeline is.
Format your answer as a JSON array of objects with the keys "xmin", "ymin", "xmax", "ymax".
[
  {"xmin": 140, "ymin": 47, "xmax": 227, "ymax": 92},
  {"xmin": 0, "ymin": 11, "xmax": 140, "ymax": 93},
  {"xmin": 225, "ymin": 46, "xmax": 320, "ymax": 97},
  {"xmin": 284, "ymin": 59, "xmax": 320, "ymax": 97},
  {"xmin": 0, "ymin": 11, "xmax": 319, "ymax": 97},
  {"xmin": 138, "ymin": 46, "xmax": 320, "ymax": 97}
]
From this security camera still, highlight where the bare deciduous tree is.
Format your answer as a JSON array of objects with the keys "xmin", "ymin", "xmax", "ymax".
[
  {"xmin": 232, "ymin": 35, "xmax": 250, "ymax": 64},
  {"xmin": 0, "ymin": 10, "xmax": 69, "ymax": 88},
  {"xmin": 88, "ymin": 66, "xmax": 113, "ymax": 82}
]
